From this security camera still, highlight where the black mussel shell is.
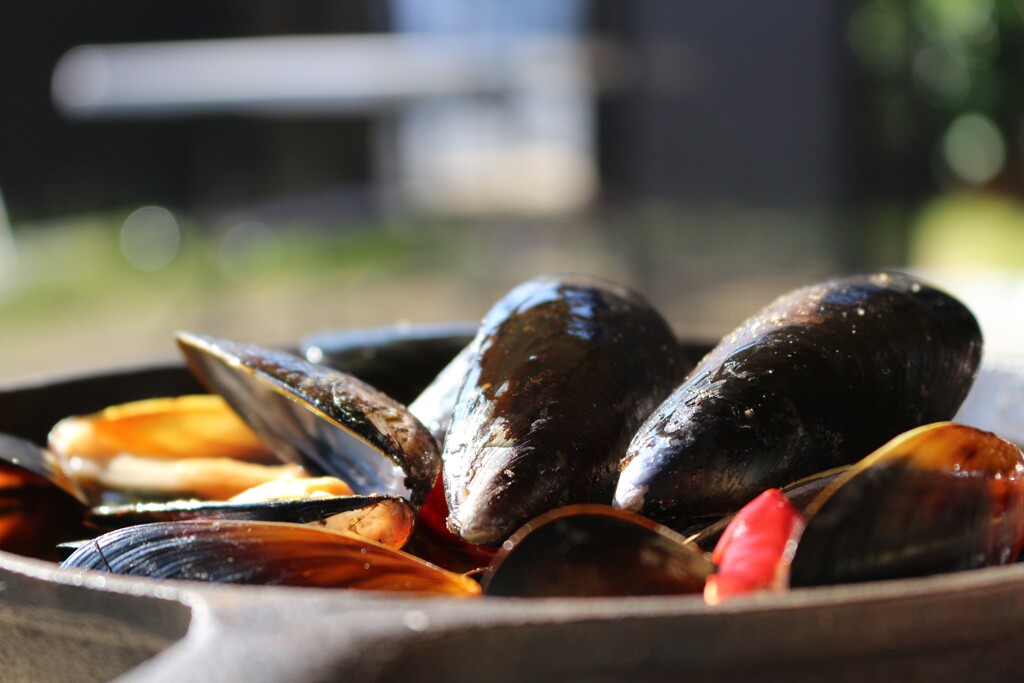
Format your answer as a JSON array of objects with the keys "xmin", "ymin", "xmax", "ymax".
[
  {"xmin": 0, "ymin": 433, "xmax": 89, "ymax": 559},
  {"xmin": 176, "ymin": 333, "xmax": 440, "ymax": 507},
  {"xmin": 443, "ymin": 274, "xmax": 685, "ymax": 545},
  {"xmin": 616, "ymin": 272, "xmax": 983, "ymax": 529},
  {"xmin": 87, "ymin": 494, "xmax": 415, "ymax": 548},
  {"xmin": 60, "ymin": 519, "xmax": 480, "ymax": 594},
  {"xmin": 790, "ymin": 422, "xmax": 1024, "ymax": 586},
  {"xmin": 482, "ymin": 505, "xmax": 712, "ymax": 598}
]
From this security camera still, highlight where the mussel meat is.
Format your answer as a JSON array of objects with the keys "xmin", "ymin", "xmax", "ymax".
[{"xmin": 48, "ymin": 394, "xmax": 300, "ymax": 503}]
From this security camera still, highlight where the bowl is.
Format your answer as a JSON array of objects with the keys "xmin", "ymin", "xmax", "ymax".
[{"xmin": 1, "ymin": 324, "xmax": 1023, "ymax": 683}]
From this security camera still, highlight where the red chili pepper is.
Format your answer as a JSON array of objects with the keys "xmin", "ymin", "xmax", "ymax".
[{"xmin": 704, "ymin": 488, "xmax": 804, "ymax": 604}]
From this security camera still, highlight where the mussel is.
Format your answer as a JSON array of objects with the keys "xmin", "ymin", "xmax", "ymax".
[
  {"xmin": 61, "ymin": 519, "xmax": 481, "ymax": 595},
  {"xmin": 482, "ymin": 505, "xmax": 712, "ymax": 598},
  {"xmin": 789, "ymin": 422, "xmax": 1024, "ymax": 586},
  {"xmin": 176, "ymin": 332, "xmax": 441, "ymax": 507},
  {"xmin": 441, "ymin": 274, "xmax": 685, "ymax": 545},
  {"xmin": 616, "ymin": 272, "xmax": 983, "ymax": 530}
]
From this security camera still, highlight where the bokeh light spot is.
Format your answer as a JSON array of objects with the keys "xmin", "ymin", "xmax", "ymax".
[
  {"xmin": 942, "ymin": 113, "xmax": 1005, "ymax": 185},
  {"xmin": 120, "ymin": 206, "xmax": 180, "ymax": 271}
]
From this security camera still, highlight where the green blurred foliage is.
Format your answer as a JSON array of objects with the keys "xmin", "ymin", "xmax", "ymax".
[
  {"xmin": 850, "ymin": 0, "xmax": 1024, "ymax": 269},
  {"xmin": 849, "ymin": 0, "xmax": 1024, "ymax": 189}
]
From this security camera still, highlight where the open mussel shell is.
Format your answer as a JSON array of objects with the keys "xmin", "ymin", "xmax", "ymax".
[
  {"xmin": 0, "ymin": 433, "xmax": 89, "ymax": 559},
  {"xmin": 482, "ymin": 505, "xmax": 712, "ymax": 598},
  {"xmin": 443, "ymin": 274, "xmax": 685, "ymax": 545},
  {"xmin": 616, "ymin": 272, "xmax": 983, "ymax": 529},
  {"xmin": 61, "ymin": 519, "xmax": 481, "ymax": 595},
  {"xmin": 176, "ymin": 332, "xmax": 441, "ymax": 507},
  {"xmin": 87, "ymin": 494, "xmax": 415, "ymax": 548},
  {"xmin": 789, "ymin": 422, "xmax": 1024, "ymax": 587}
]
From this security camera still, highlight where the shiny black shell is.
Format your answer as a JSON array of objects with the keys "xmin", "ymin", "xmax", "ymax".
[
  {"xmin": 482, "ymin": 505, "xmax": 712, "ymax": 598},
  {"xmin": 443, "ymin": 274, "xmax": 684, "ymax": 545},
  {"xmin": 177, "ymin": 333, "xmax": 441, "ymax": 507},
  {"xmin": 60, "ymin": 520, "xmax": 479, "ymax": 594},
  {"xmin": 615, "ymin": 273, "xmax": 983, "ymax": 529},
  {"xmin": 790, "ymin": 423, "xmax": 1024, "ymax": 586}
]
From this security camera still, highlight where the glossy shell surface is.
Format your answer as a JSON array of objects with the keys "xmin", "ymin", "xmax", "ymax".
[
  {"xmin": 483, "ymin": 504, "xmax": 712, "ymax": 598},
  {"xmin": 442, "ymin": 275, "xmax": 684, "ymax": 544},
  {"xmin": 61, "ymin": 519, "xmax": 480, "ymax": 595},
  {"xmin": 790, "ymin": 422, "xmax": 1024, "ymax": 586},
  {"xmin": 177, "ymin": 333, "xmax": 440, "ymax": 507},
  {"xmin": 616, "ymin": 272, "xmax": 983, "ymax": 529}
]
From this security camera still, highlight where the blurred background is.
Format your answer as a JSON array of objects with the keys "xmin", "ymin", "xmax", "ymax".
[{"xmin": 0, "ymin": 0, "xmax": 1022, "ymax": 382}]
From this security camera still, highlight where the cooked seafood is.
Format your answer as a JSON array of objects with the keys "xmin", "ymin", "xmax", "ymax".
[
  {"xmin": 0, "ymin": 273, "xmax": 1011, "ymax": 602},
  {"xmin": 483, "ymin": 504, "xmax": 712, "ymax": 597},
  {"xmin": 48, "ymin": 394, "xmax": 294, "ymax": 503},
  {"xmin": 61, "ymin": 519, "xmax": 481, "ymax": 594},
  {"xmin": 60, "ymin": 454, "xmax": 307, "ymax": 503},
  {"xmin": 403, "ymin": 478, "xmax": 499, "ymax": 574},
  {"xmin": 442, "ymin": 274, "xmax": 684, "ymax": 545},
  {"xmin": 616, "ymin": 272, "xmax": 983, "ymax": 530},
  {"xmin": 48, "ymin": 395, "xmax": 275, "ymax": 463},
  {"xmin": 789, "ymin": 422, "xmax": 1024, "ymax": 586},
  {"xmin": 0, "ymin": 433, "xmax": 87, "ymax": 504},
  {"xmin": 176, "ymin": 332, "xmax": 441, "ymax": 507},
  {"xmin": 302, "ymin": 322, "xmax": 477, "ymax": 405},
  {"xmin": 228, "ymin": 476, "xmax": 353, "ymax": 502}
]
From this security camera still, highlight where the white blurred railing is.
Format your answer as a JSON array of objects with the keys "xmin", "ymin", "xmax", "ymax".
[
  {"xmin": 51, "ymin": 34, "xmax": 591, "ymax": 118},
  {"xmin": 51, "ymin": 33, "xmax": 601, "ymax": 215}
]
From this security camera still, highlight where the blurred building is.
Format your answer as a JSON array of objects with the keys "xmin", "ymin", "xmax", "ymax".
[{"xmin": 1, "ymin": 1, "xmax": 856, "ymax": 229}]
